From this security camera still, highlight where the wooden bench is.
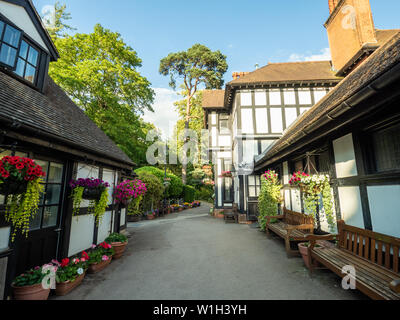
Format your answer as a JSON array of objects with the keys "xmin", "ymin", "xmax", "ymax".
[
  {"xmin": 265, "ymin": 208, "xmax": 314, "ymax": 256},
  {"xmin": 224, "ymin": 204, "xmax": 238, "ymax": 223},
  {"xmin": 308, "ymin": 220, "xmax": 400, "ymax": 300}
]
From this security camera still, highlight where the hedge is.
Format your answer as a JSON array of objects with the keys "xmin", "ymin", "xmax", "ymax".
[
  {"xmin": 135, "ymin": 166, "xmax": 183, "ymax": 199},
  {"xmin": 183, "ymin": 185, "xmax": 196, "ymax": 203}
]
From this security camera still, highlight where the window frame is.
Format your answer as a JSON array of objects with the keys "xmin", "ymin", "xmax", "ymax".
[
  {"xmin": 0, "ymin": 17, "xmax": 23, "ymax": 70},
  {"xmin": 13, "ymin": 37, "xmax": 40, "ymax": 85}
]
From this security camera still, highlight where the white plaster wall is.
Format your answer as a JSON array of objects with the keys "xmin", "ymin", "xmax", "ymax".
[
  {"xmin": 319, "ymin": 189, "xmax": 337, "ymax": 233},
  {"xmin": 120, "ymin": 208, "xmax": 126, "ymax": 227},
  {"xmin": 283, "ymin": 161, "xmax": 289, "ymax": 185},
  {"xmin": 367, "ymin": 185, "xmax": 400, "ymax": 238},
  {"xmin": 291, "ymin": 188, "xmax": 301, "ymax": 212},
  {"xmin": 338, "ymin": 186, "xmax": 364, "ymax": 229},
  {"xmin": 255, "ymin": 108, "xmax": 268, "ymax": 133},
  {"xmin": 241, "ymin": 109, "xmax": 253, "ymax": 134},
  {"xmin": 270, "ymin": 108, "xmax": 283, "ymax": 133},
  {"xmin": 102, "ymin": 169, "xmax": 115, "ymax": 206},
  {"xmin": 254, "ymin": 91, "xmax": 266, "ymax": 106},
  {"xmin": 217, "ymin": 159, "xmax": 222, "ymax": 207},
  {"xmin": 0, "ymin": 1, "xmax": 49, "ymax": 51},
  {"xmin": 284, "ymin": 189, "xmax": 291, "ymax": 210},
  {"xmin": 68, "ymin": 214, "xmax": 95, "ymax": 256},
  {"xmin": 97, "ymin": 211, "xmax": 112, "ymax": 244},
  {"xmin": 333, "ymin": 134, "xmax": 358, "ymax": 178},
  {"xmin": 218, "ymin": 135, "xmax": 231, "ymax": 147},
  {"xmin": 0, "ymin": 227, "xmax": 10, "ymax": 251},
  {"xmin": 241, "ymin": 92, "xmax": 252, "ymax": 106}
]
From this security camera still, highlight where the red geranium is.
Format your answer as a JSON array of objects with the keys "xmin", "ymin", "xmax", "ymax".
[
  {"xmin": 81, "ymin": 251, "xmax": 89, "ymax": 260},
  {"xmin": 60, "ymin": 258, "xmax": 70, "ymax": 268}
]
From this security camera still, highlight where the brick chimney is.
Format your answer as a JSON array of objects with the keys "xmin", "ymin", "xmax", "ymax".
[
  {"xmin": 325, "ymin": 0, "xmax": 378, "ymax": 76},
  {"xmin": 232, "ymin": 72, "xmax": 249, "ymax": 80},
  {"xmin": 328, "ymin": 0, "xmax": 340, "ymax": 14}
]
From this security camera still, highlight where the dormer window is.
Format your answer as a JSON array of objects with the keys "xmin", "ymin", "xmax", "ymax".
[
  {"xmin": 14, "ymin": 40, "xmax": 39, "ymax": 83},
  {"xmin": 0, "ymin": 20, "xmax": 21, "ymax": 68}
]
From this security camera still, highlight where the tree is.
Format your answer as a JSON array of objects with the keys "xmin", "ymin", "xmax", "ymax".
[
  {"xmin": 159, "ymin": 44, "xmax": 228, "ymax": 184},
  {"xmin": 42, "ymin": 1, "xmax": 76, "ymax": 40},
  {"xmin": 49, "ymin": 24, "xmax": 155, "ymax": 165}
]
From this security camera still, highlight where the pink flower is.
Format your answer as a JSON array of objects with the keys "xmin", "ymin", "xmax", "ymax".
[
  {"xmin": 91, "ymin": 244, "xmax": 97, "ymax": 249},
  {"xmin": 102, "ymin": 255, "xmax": 109, "ymax": 261}
]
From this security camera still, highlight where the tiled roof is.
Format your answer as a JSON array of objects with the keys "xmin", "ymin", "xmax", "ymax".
[
  {"xmin": 255, "ymin": 31, "xmax": 400, "ymax": 168},
  {"xmin": 0, "ymin": 72, "xmax": 133, "ymax": 166},
  {"xmin": 228, "ymin": 61, "xmax": 342, "ymax": 85},
  {"xmin": 202, "ymin": 89, "xmax": 226, "ymax": 109}
]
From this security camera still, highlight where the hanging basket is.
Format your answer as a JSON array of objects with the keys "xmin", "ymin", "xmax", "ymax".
[
  {"xmin": 82, "ymin": 188, "xmax": 103, "ymax": 201},
  {"xmin": 0, "ymin": 179, "xmax": 28, "ymax": 196}
]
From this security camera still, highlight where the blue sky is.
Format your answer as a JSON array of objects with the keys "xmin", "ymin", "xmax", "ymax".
[{"xmin": 32, "ymin": 0, "xmax": 400, "ymax": 136}]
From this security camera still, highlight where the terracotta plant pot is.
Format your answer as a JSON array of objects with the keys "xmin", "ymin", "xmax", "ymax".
[
  {"xmin": 12, "ymin": 282, "xmax": 50, "ymax": 300},
  {"xmin": 147, "ymin": 214, "xmax": 155, "ymax": 220},
  {"xmin": 88, "ymin": 257, "xmax": 112, "ymax": 274},
  {"xmin": 55, "ymin": 272, "xmax": 86, "ymax": 296},
  {"xmin": 298, "ymin": 242, "xmax": 323, "ymax": 269},
  {"xmin": 111, "ymin": 241, "xmax": 128, "ymax": 259},
  {"xmin": 178, "ymin": 208, "xmax": 183, "ymax": 212}
]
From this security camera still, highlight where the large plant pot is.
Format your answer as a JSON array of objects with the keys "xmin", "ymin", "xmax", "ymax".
[
  {"xmin": 82, "ymin": 188, "xmax": 103, "ymax": 201},
  {"xmin": 12, "ymin": 282, "xmax": 50, "ymax": 300},
  {"xmin": 111, "ymin": 241, "xmax": 128, "ymax": 259},
  {"xmin": 55, "ymin": 272, "xmax": 86, "ymax": 296},
  {"xmin": 298, "ymin": 243, "xmax": 323, "ymax": 269},
  {"xmin": 146, "ymin": 214, "xmax": 155, "ymax": 220},
  {"xmin": 0, "ymin": 179, "xmax": 28, "ymax": 196},
  {"xmin": 88, "ymin": 257, "xmax": 112, "ymax": 274},
  {"xmin": 128, "ymin": 215, "xmax": 141, "ymax": 222}
]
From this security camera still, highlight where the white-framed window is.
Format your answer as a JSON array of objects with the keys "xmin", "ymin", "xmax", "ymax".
[{"xmin": 248, "ymin": 175, "xmax": 261, "ymax": 197}]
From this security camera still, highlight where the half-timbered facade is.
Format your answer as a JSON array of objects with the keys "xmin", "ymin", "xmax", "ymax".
[{"xmin": 0, "ymin": 0, "xmax": 134, "ymax": 299}]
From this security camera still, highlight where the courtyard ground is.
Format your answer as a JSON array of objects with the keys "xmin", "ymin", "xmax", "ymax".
[{"xmin": 53, "ymin": 203, "xmax": 366, "ymax": 300}]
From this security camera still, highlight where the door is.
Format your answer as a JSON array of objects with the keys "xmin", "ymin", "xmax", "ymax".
[{"xmin": 14, "ymin": 159, "xmax": 65, "ymax": 275}]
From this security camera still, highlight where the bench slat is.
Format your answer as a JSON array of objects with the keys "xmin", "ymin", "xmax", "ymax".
[{"xmin": 394, "ymin": 246, "xmax": 399, "ymax": 274}]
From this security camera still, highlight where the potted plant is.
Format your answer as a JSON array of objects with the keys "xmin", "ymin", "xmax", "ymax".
[
  {"xmin": 298, "ymin": 242, "xmax": 325, "ymax": 269},
  {"xmin": 53, "ymin": 253, "xmax": 88, "ymax": 296},
  {"xmin": 12, "ymin": 264, "xmax": 55, "ymax": 300},
  {"xmin": 87, "ymin": 242, "xmax": 115, "ymax": 274},
  {"xmin": 0, "ymin": 156, "xmax": 46, "ymax": 242},
  {"xmin": 146, "ymin": 211, "xmax": 155, "ymax": 220},
  {"xmin": 105, "ymin": 233, "xmax": 128, "ymax": 259},
  {"xmin": 219, "ymin": 171, "xmax": 233, "ymax": 178},
  {"xmin": 69, "ymin": 178, "xmax": 110, "ymax": 225},
  {"xmin": 115, "ymin": 179, "xmax": 147, "ymax": 220}
]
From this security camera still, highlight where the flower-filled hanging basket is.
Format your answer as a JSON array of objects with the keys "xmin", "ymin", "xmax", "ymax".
[
  {"xmin": 219, "ymin": 171, "xmax": 232, "ymax": 178},
  {"xmin": 69, "ymin": 178, "xmax": 110, "ymax": 225},
  {"xmin": 0, "ymin": 156, "xmax": 46, "ymax": 241},
  {"xmin": 114, "ymin": 179, "xmax": 147, "ymax": 216}
]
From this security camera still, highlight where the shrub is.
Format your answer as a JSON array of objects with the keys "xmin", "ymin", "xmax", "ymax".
[
  {"xmin": 195, "ymin": 186, "xmax": 214, "ymax": 202},
  {"xmin": 136, "ymin": 171, "xmax": 164, "ymax": 211},
  {"xmin": 135, "ymin": 166, "xmax": 183, "ymax": 199},
  {"xmin": 183, "ymin": 185, "xmax": 196, "ymax": 202}
]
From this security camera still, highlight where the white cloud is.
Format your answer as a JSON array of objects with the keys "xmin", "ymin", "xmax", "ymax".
[
  {"xmin": 143, "ymin": 88, "xmax": 180, "ymax": 140},
  {"xmin": 288, "ymin": 48, "xmax": 331, "ymax": 62}
]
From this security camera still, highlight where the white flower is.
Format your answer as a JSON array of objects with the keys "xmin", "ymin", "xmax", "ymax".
[{"xmin": 77, "ymin": 268, "xmax": 84, "ymax": 275}]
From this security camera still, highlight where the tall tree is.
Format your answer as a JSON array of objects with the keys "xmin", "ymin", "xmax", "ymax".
[
  {"xmin": 42, "ymin": 1, "xmax": 76, "ymax": 39},
  {"xmin": 48, "ymin": 24, "xmax": 155, "ymax": 165},
  {"xmin": 159, "ymin": 44, "xmax": 228, "ymax": 184}
]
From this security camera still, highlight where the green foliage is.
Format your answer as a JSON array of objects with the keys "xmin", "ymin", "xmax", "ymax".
[
  {"xmin": 195, "ymin": 186, "xmax": 214, "ymax": 202},
  {"xmin": 127, "ymin": 195, "xmax": 142, "ymax": 216},
  {"xmin": 5, "ymin": 179, "xmax": 45, "ymax": 242},
  {"xmin": 92, "ymin": 189, "xmax": 109, "ymax": 226},
  {"xmin": 49, "ymin": 24, "xmax": 155, "ymax": 165},
  {"xmin": 71, "ymin": 186, "xmax": 84, "ymax": 216},
  {"xmin": 13, "ymin": 266, "xmax": 51, "ymax": 287},
  {"xmin": 105, "ymin": 232, "xmax": 128, "ymax": 244},
  {"xmin": 135, "ymin": 166, "xmax": 183, "ymax": 199},
  {"xmin": 42, "ymin": 1, "xmax": 76, "ymax": 40},
  {"xmin": 88, "ymin": 243, "xmax": 115, "ymax": 265},
  {"xmin": 258, "ymin": 171, "xmax": 283, "ymax": 231},
  {"xmin": 183, "ymin": 185, "xmax": 196, "ymax": 203},
  {"xmin": 56, "ymin": 260, "xmax": 87, "ymax": 283},
  {"xmin": 137, "ymin": 171, "xmax": 164, "ymax": 211}
]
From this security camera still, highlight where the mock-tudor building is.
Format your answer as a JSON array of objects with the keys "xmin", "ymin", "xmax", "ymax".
[
  {"xmin": 203, "ymin": 0, "xmax": 400, "ymax": 233},
  {"xmin": 0, "ymin": 0, "xmax": 134, "ymax": 299}
]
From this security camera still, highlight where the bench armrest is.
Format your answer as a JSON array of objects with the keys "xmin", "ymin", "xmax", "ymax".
[
  {"xmin": 286, "ymin": 224, "xmax": 314, "ymax": 231},
  {"xmin": 265, "ymin": 215, "xmax": 284, "ymax": 220},
  {"xmin": 305, "ymin": 234, "xmax": 338, "ymax": 250},
  {"xmin": 390, "ymin": 280, "xmax": 400, "ymax": 293}
]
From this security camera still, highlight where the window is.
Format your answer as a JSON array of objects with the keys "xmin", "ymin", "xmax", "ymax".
[
  {"xmin": 14, "ymin": 40, "xmax": 39, "ymax": 83},
  {"xmin": 248, "ymin": 175, "xmax": 261, "ymax": 197},
  {"xmin": 219, "ymin": 119, "xmax": 230, "ymax": 134},
  {"xmin": 0, "ymin": 21, "xmax": 21, "ymax": 68},
  {"xmin": 365, "ymin": 122, "xmax": 400, "ymax": 173},
  {"xmin": 30, "ymin": 161, "xmax": 64, "ymax": 230}
]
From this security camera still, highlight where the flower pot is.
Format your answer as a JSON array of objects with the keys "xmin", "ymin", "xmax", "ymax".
[
  {"xmin": 0, "ymin": 179, "xmax": 28, "ymax": 196},
  {"xmin": 178, "ymin": 208, "xmax": 183, "ymax": 212},
  {"xmin": 82, "ymin": 188, "xmax": 102, "ymax": 201},
  {"xmin": 147, "ymin": 214, "xmax": 155, "ymax": 220},
  {"xmin": 298, "ymin": 242, "xmax": 323, "ymax": 269},
  {"xmin": 88, "ymin": 257, "xmax": 112, "ymax": 274},
  {"xmin": 128, "ymin": 215, "xmax": 141, "ymax": 222},
  {"xmin": 55, "ymin": 272, "xmax": 86, "ymax": 296},
  {"xmin": 12, "ymin": 282, "xmax": 50, "ymax": 300},
  {"xmin": 111, "ymin": 241, "xmax": 128, "ymax": 259}
]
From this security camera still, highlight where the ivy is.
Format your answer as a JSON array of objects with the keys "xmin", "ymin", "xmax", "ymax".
[
  {"xmin": 5, "ymin": 178, "xmax": 45, "ymax": 242},
  {"xmin": 258, "ymin": 170, "xmax": 283, "ymax": 231},
  {"xmin": 127, "ymin": 195, "xmax": 143, "ymax": 216},
  {"xmin": 71, "ymin": 186, "xmax": 84, "ymax": 216},
  {"xmin": 93, "ymin": 189, "xmax": 109, "ymax": 226}
]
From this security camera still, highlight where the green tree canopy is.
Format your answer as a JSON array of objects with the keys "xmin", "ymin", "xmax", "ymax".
[
  {"xmin": 159, "ymin": 44, "xmax": 227, "ymax": 184},
  {"xmin": 42, "ymin": 1, "xmax": 76, "ymax": 40}
]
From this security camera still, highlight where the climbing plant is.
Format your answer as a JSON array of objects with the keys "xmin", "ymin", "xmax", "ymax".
[{"xmin": 258, "ymin": 170, "xmax": 283, "ymax": 231}]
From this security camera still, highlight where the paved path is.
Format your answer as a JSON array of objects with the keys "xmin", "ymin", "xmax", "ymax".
[{"xmin": 54, "ymin": 203, "xmax": 366, "ymax": 300}]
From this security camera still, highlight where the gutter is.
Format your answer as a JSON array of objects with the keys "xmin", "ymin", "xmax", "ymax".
[{"xmin": 254, "ymin": 60, "xmax": 400, "ymax": 171}]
